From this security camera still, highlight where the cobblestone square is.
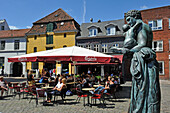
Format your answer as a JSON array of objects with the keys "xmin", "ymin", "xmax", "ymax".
[{"xmin": 0, "ymin": 80, "xmax": 169, "ymax": 113}]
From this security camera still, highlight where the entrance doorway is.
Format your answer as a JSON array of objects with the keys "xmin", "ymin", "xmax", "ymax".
[{"xmin": 13, "ymin": 62, "xmax": 23, "ymax": 77}]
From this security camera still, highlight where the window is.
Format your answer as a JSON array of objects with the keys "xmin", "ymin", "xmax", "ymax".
[
  {"xmin": 94, "ymin": 44, "xmax": 99, "ymax": 52},
  {"xmin": 89, "ymin": 29, "xmax": 97, "ymax": 36},
  {"xmin": 34, "ymin": 47, "xmax": 37, "ymax": 52},
  {"xmin": 46, "ymin": 35, "xmax": 53, "ymax": 44},
  {"xmin": 148, "ymin": 19, "xmax": 162, "ymax": 30},
  {"xmin": 64, "ymin": 33, "xmax": 66, "ymax": 38},
  {"xmin": 86, "ymin": 45, "xmax": 91, "ymax": 50},
  {"xmin": 46, "ymin": 47, "xmax": 53, "ymax": 50},
  {"xmin": 78, "ymin": 45, "xmax": 85, "ymax": 48},
  {"xmin": 14, "ymin": 40, "xmax": 19, "ymax": 50},
  {"xmin": 112, "ymin": 43, "xmax": 119, "ymax": 48},
  {"xmin": 32, "ymin": 62, "xmax": 38, "ymax": 69},
  {"xmin": 0, "ymin": 57, "xmax": 4, "ymax": 69},
  {"xmin": 169, "ymin": 18, "xmax": 170, "ymax": 29},
  {"xmin": 107, "ymin": 27, "xmax": 115, "ymax": 35},
  {"xmin": 0, "ymin": 41, "xmax": 5, "ymax": 50},
  {"xmin": 158, "ymin": 61, "xmax": 164, "ymax": 75},
  {"xmin": 46, "ymin": 23, "xmax": 54, "ymax": 32},
  {"xmin": 1, "ymin": 26, "xmax": 4, "ymax": 30},
  {"xmin": 34, "ymin": 36, "xmax": 37, "ymax": 40},
  {"xmin": 102, "ymin": 44, "xmax": 108, "ymax": 53},
  {"xmin": 63, "ymin": 45, "xmax": 67, "ymax": 48},
  {"xmin": 152, "ymin": 41, "xmax": 163, "ymax": 52}
]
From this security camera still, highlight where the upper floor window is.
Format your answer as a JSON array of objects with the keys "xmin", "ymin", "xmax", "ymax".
[
  {"xmin": 158, "ymin": 61, "xmax": 164, "ymax": 75},
  {"xmin": 89, "ymin": 28, "xmax": 97, "ymax": 36},
  {"xmin": 0, "ymin": 41, "xmax": 5, "ymax": 50},
  {"xmin": 46, "ymin": 35, "xmax": 53, "ymax": 44},
  {"xmin": 1, "ymin": 26, "xmax": 4, "ymax": 30},
  {"xmin": 14, "ymin": 40, "xmax": 19, "ymax": 50},
  {"xmin": 169, "ymin": 18, "xmax": 170, "ymax": 29},
  {"xmin": 46, "ymin": 23, "xmax": 54, "ymax": 32},
  {"xmin": 34, "ymin": 35, "xmax": 37, "ymax": 40},
  {"xmin": 86, "ymin": 45, "xmax": 92, "ymax": 50},
  {"xmin": 102, "ymin": 44, "xmax": 108, "ymax": 53},
  {"xmin": 152, "ymin": 40, "xmax": 163, "ymax": 52},
  {"xmin": 34, "ymin": 47, "xmax": 37, "ymax": 52},
  {"xmin": 0, "ymin": 57, "xmax": 4, "ymax": 69},
  {"xmin": 78, "ymin": 45, "xmax": 85, "ymax": 48},
  {"xmin": 107, "ymin": 27, "xmax": 115, "ymax": 35},
  {"xmin": 64, "ymin": 33, "xmax": 67, "ymax": 38},
  {"xmin": 94, "ymin": 44, "xmax": 99, "ymax": 52},
  {"xmin": 63, "ymin": 45, "xmax": 67, "ymax": 48},
  {"xmin": 46, "ymin": 47, "xmax": 53, "ymax": 50},
  {"xmin": 112, "ymin": 43, "xmax": 119, "ymax": 48},
  {"xmin": 148, "ymin": 19, "xmax": 162, "ymax": 30}
]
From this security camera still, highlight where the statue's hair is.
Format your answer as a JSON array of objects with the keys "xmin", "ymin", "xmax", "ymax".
[{"xmin": 126, "ymin": 10, "xmax": 142, "ymax": 19}]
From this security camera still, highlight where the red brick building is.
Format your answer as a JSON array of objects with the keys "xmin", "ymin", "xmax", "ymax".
[{"xmin": 140, "ymin": 6, "xmax": 170, "ymax": 80}]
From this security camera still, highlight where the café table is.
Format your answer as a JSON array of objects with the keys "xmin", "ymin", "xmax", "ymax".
[
  {"xmin": 93, "ymin": 85, "xmax": 104, "ymax": 88},
  {"xmin": 35, "ymin": 83, "xmax": 45, "ymax": 88},
  {"xmin": 82, "ymin": 88, "xmax": 95, "ymax": 107}
]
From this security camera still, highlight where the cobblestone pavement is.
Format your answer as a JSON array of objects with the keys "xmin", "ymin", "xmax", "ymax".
[{"xmin": 0, "ymin": 80, "xmax": 169, "ymax": 113}]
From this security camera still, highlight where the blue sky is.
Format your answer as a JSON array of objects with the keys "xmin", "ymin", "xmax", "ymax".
[{"xmin": 0, "ymin": 0, "xmax": 169, "ymax": 29}]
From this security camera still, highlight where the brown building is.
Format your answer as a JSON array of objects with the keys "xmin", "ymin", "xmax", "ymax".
[
  {"xmin": 141, "ymin": 5, "xmax": 170, "ymax": 80},
  {"xmin": 124, "ymin": 6, "xmax": 170, "ymax": 80}
]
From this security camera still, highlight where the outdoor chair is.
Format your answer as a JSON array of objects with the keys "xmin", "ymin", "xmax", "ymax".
[
  {"xmin": 105, "ymin": 84, "xmax": 118, "ymax": 101},
  {"xmin": 75, "ymin": 88, "xmax": 88, "ymax": 106},
  {"xmin": 91, "ymin": 89, "xmax": 106, "ymax": 108},
  {"xmin": 35, "ymin": 88, "xmax": 46, "ymax": 106},
  {"xmin": 53, "ymin": 87, "xmax": 67, "ymax": 103}
]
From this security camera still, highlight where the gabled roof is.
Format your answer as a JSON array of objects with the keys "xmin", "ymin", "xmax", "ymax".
[
  {"xmin": 0, "ymin": 29, "xmax": 30, "ymax": 38},
  {"xmin": 34, "ymin": 8, "xmax": 74, "ymax": 24},
  {"xmin": 78, "ymin": 19, "xmax": 124, "ymax": 38},
  {"xmin": 27, "ymin": 8, "xmax": 80, "ymax": 35}
]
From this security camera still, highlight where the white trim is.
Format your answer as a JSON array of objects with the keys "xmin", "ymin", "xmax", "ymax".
[
  {"xmin": 158, "ymin": 61, "xmax": 164, "ymax": 75},
  {"xmin": 152, "ymin": 40, "xmax": 163, "ymax": 52}
]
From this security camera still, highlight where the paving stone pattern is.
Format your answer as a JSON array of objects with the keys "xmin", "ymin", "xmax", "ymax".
[{"xmin": 0, "ymin": 80, "xmax": 169, "ymax": 113}]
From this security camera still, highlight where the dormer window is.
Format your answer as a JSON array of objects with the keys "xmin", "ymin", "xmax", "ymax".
[
  {"xmin": 107, "ymin": 26, "xmax": 115, "ymax": 35},
  {"xmin": 89, "ymin": 28, "xmax": 97, "ymax": 36},
  {"xmin": 46, "ymin": 23, "xmax": 54, "ymax": 32}
]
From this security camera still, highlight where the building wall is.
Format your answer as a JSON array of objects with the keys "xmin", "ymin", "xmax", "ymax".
[
  {"xmin": 26, "ymin": 32, "xmax": 76, "ymax": 73},
  {"xmin": 0, "ymin": 19, "xmax": 10, "ymax": 31},
  {"xmin": 141, "ymin": 6, "xmax": 170, "ymax": 79},
  {"xmin": 0, "ymin": 37, "xmax": 26, "ymax": 75}
]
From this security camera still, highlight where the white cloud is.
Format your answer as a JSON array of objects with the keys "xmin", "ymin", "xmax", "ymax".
[
  {"xmin": 140, "ymin": 5, "xmax": 148, "ymax": 10},
  {"xmin": 9, "ymin": 26, "xmax": 19, "ymax": 30},
  {"xmin": 65, "ymin": 9, "xmax": 73, "ymax": 13},
  {"xmin": 83, "ymin": 0, "xmax": 86, "ymax": 23},
  {"xmin": 26, "ymin": 26, "xmax": 31, "ymax": 28}
]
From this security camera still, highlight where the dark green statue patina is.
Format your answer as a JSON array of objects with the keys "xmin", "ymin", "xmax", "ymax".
[{"xmin": 112, "ymin": 10, "xmax": 161, "ymax": 113}]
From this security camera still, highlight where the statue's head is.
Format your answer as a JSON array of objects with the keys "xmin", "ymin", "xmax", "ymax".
[{"xmin": 125, "ymin": 10, "xmax": 142, "ymax": 27}]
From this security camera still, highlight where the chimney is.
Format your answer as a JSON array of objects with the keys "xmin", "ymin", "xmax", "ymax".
[{"xmin": 90, "ymin": 18, "xmax": 93, "ymax": 23}]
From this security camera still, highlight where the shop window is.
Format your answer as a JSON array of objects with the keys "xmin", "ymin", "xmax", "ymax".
[{"xmin": 32, "ymin": 62, "xmax": 38, "ymax": 69}]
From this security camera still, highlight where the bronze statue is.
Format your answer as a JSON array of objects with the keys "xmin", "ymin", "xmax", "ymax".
[{"xmin": 112, "ymin": 10, "xmax": 161, "ymax": 113}]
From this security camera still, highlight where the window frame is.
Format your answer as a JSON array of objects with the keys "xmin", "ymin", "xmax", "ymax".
[
  {"xmin": 89, "ymin": 28, "xmax": 97, "ymax": 37},
  {"xmin": 94, "ymin": 44, "xmax": 100, "ymax": 52},
  {"xmin": 148, "ymin": 19, "xmax": 162, "ymax": 30},
  {"xmin": 0, "ymin": 41, "xmax": 5, "ymax": 50},
  {"xmin": 152, "ymin": 40, "xmax": 163, "ymax": 52},
  {"xmin": 102, "ymin": 44, "xmax": 108, "ymax": 53},
  {"xmin": 158, "ymin": 61, "xmax": 164, "ymax": 75},
  {"xmin": 46, "ymin": 35, "xmax": 53, "ymax": 44},
  {"xmin": 107, "ymin": 26, "xmax": 115, "ymax": 35},
  {"xmin": 14, "ymin": 40, "xmax": 20, "ymax": 50}
]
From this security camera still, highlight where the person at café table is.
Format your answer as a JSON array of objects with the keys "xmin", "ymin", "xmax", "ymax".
[
  {"xmin": 0, "ymin": 76, "xmax": 8, "ymax": 97},
  {"xmin": 42, "ymin": 69, "xmax": 50, "ymax": 83},
  {"xmin": 90, "ymin": 76, "xmax": 114, "ymax": 94},
  {"xmin": 27, "ymin": 70, "xmax": 35, "ymax": 86},
  {"xmin": 47, "ymin": 78, "xmax": 67, "ymax": 102}
]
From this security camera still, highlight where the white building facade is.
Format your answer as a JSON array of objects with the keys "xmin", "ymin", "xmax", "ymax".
[{"xmin": 0, "ymin": 29, "xmax": 29, "ymax": 77}]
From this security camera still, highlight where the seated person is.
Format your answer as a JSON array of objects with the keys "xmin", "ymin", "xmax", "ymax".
[
  {"xmin": 27, "ymin": 70, "xmax": 35, "ymax": 86},
  {"xmin": 0, "ymin": 76, "xmax": 8, "ymax": 97},
  {"xmin": 47, "ymin": 78, "xmax": 67, "ymax": 102},
  {"xmin": 90, "ymin": 76, "xmax": 114, "ymax": 94},
  {"xmin": 42, "ymin": 69, "xmax": 50, "ymax": 83}
]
